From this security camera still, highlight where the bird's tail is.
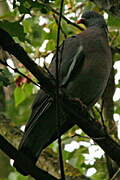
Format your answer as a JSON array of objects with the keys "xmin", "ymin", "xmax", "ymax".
[{"xmin": 14, "ymin": 95, "xmax": 74, "ymax": 175}]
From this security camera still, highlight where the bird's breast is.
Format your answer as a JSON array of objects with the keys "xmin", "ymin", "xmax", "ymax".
[{"xmin": 65, "ymin": 47, "xmax": 112, "ymax": 108}]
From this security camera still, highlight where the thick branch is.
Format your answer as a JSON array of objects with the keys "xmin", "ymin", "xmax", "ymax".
[
  {"xmin": 62, "ymin": 98, "xmax": 120, "ymax": 167},
  {"xmin": 0, "ymin": 134, "xmax": 57, "ymax": 180},
  {"xmin": 0, "ymin": 115, "xmax": 91, "ymax": 180},
  {"xmin": 1, "ymin": 28, "xmax": 120, "ymax": 169},
  {"xmin": 0, "ymin": 28, "xmax": 55, "ymax": 95}
]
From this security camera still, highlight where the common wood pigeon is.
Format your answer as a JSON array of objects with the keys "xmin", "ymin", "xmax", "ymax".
[{"xmin": 14, "ymin": 11, "xmax": 112, "ymax": 173}]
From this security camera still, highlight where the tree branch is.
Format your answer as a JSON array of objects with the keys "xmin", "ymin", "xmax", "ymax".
[
  {"xmin": 0, "ymin": 28, "xmax": 55, "ymax": 96},
  {"xmin": 62, "ymin": 97, "xmax": 120, "ymax": 167},
  {"xmin": 38, "ymin": 0, "xmax": 84, "ymax": 31},
  {"xmin": 1, "ymin": 28, "xmax": 120, "ymax": 172},
  {"xmin": 0, "ymin": 134, "xmax": 58, "ymax": 180},
  {"xmin": 0, "ymin": 114, "xmax": 91, "ymax": 180},
  {"xmin": 55, "ymin": 0, "xmax": 65, "ymax": 179}
]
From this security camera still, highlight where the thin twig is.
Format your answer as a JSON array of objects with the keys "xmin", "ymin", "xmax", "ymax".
[
  {"xmin": 0, "ymin": 59, "xmax": 41, "ymax": 88},
  {"xmin": 38, "ymin": 0, "xmax": 84, "ymax": 31},
  {"xmin": 0, "ymin": 28, "xmax": 55, "ymax": 95},
  {"xmin": 53, "ymin": 14, "xmax": 67, "ymax": 38},
  {"xmin": 95, "ymin": 105, "xmax": 107, "ymax": 132},
  {"xmin": 110, "ymin": 168, "xmax": 120, "ymax": 180},
  {"xmin": 55, "ymin": 0, "xmax": 65, "ymax": 179},
  {"xmin": 44, "ymin": 61, "xmax": 55, "ymax": 81},
  {"xmin": 71, "ymin": 134, "xmax": 90, "ymax": 139},
  {"xmin": 41, "ymin": 50, "xmax": 55, "ymax": 58}
]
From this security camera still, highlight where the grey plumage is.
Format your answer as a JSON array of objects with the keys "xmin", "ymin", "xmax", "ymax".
[{"xmin": 15, "ymin": 11, "xmax": 112, "ymax": 168}]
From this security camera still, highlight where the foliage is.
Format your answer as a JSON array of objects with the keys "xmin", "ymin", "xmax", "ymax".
[
  {"xmin": 0, "ymin": 68, "xmax": 11, "ymax": 87},
  {"xmin": 0, "ymin": 0, "xmax": 120, "ymax": 180}
]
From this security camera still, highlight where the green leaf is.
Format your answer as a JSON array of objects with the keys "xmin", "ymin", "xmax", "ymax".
[
  {"xmin": 23, "ymin": 83, "xmax": 33, "ymax": 98},
  {"xmin": 14, "ymin": 83, "xmax": 33, "ymax": 106},
  {"xmin": 108, "ymin": 14, "xmax": 120, "ymax": 27},
  {"xmin": 0, "ymin": 69, "xmax": 11, "ymax": 86},
  {"xmin": 17, "ymin": 0, "xmax": 48, "ymax": 14},
  {"xmin": 8, "ymin": 172, "xmax": 17, "ymax": 180},
  {"xmin": 0, "ymin": 21, "xmax": 26, "ymax": 41},
  {"xmin": 23, "ymin": 17, "xmax": 47, "ymax": 47},
  {"xmin": 14, "ymin": 87, "xmax": 26, "ymax": 106},
  {"xmin": 46, "ymin": 40, "xmax": 56, "ymax": 51},
  {"xmin": 6, "ymin": 93, "xmax": 34, "ymax": 125},
  {"xmin": 8, "ymin": 172, "xmax": 28, "ymax": 180}
]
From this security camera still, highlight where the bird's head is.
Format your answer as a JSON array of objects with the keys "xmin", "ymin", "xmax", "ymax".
[{"xmin": 77, "ymin": 11, "xmax": 107, "ymax": 29}]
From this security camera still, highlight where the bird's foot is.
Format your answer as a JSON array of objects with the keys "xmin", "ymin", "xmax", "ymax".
[{"xmin": 71, "ymin": 98, "xmax": 87, "ymax": 110}]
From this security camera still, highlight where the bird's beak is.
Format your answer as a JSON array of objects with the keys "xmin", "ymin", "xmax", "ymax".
[{"xmin": 76, "ymin": 18, "xmax": 87, "ymax": 31}]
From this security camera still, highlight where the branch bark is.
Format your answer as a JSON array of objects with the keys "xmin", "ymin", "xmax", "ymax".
[
  {"xmin": 0, "ymin": 114, "xmax": 91, "ymax": 180},
  {"xmin": 102, "ymin": 62, "xmax": 120, "ymax": 179},
  {"xmin": 0, "ymin": 134, "xmax": 58, "ymax": 180},
  {"xmin": 0, "ymin": 28, "xmax": 55, "ymax": 96},
  {"xmin": 1, "ymin": 28, "xmax": 120, "ymax": 173}
]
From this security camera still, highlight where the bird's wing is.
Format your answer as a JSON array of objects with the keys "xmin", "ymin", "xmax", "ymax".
[
  {"xmin": 19, "ymin": 90, "xmax": 74, "ymax": 162},
  {"xmin": 18, "ymin": 33, "xmax": 86, "ymax": 162},
  {"xmin": 24, "ymin": 91, "xmax": 51, "ymax": 131},
  {"xmin": 24, "ymin": 33, "xmax": 85, "ymax": 132},
  {"xmin": 49, "ymin": 35, "xmax": 85, "ymax": 87},
  {"xmin": 61, "ymin": 45, "xmax": 84, "ymax": 86}
]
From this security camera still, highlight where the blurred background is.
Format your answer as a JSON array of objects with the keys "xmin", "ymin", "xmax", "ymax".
[{"xmin": 0, "ymin": 0, "xmax": 120, "ymax": 179}]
